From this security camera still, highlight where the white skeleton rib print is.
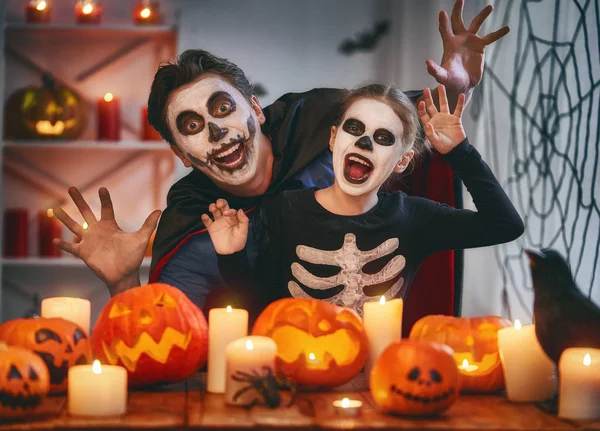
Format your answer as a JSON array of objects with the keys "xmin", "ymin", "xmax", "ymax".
[{"xmin": 288, "ymin": 233, "xmax": 405, "ymax": 315}]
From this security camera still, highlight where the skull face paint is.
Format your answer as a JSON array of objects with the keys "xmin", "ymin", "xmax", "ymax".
[
  {"xmin": 166, "ymin": 76, "xmax": 262, "ymax": 186},
  {"xmin": 331, "ymin": 98, "xmax": 405, "ymax": 197}
]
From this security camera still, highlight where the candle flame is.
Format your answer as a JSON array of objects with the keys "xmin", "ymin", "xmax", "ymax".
[
  {"xmin": 104, "ymin": 93, "xmax": 114, "ymax": 102},
  {"xmin": 245, "ymin": 340, "xmax": 254, "ymax": 351},
  {"xmin": 341, "ymin": 398, "xmax": 350, "ymax": 408},
  {"xmin": 82, "ymin": 3, "xmax": 94, "ymax": 14},
  {"xmin": 584, "ymin": 353, "xmax": 591, "ymax": 366},
  {"xmin": 36, "ymin": 1, "xmax": 47, "ymax": 11},
  {"xmin": 226, "ymin": 305, "xmax": 232, "ymax": 313},
  {"xmin": 140, "ymin": 7, "xmax": 151, "ymax": 18},
  {"xmin": 83, "ymin": 222, "xmax": 89, "ymax": 230},
  {"xmin": 514, "ymin": 319, "xmax": 522, "ymax": 330},
  {"xmin": 47, "ymin": 208, "xmax": 54, "ymax": 217},
  {"xmin": 379, "ymin": 295, "xmax": 386, "ymax": 305},
  {"xmin": 92, "ymin": 360, "xmax": 102, "ymax": 374},
  {"xmin": 308, "ymin": 352, "xmax": 316, "ymax": 361},
  {"xmin": 462, "ymin": 359, "xmax": 469, "ymax": 368}
]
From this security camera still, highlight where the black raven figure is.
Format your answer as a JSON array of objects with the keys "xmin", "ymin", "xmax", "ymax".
[{"xmin": 526, "ymin": 248, "xmax": 600, "ymax": 364}]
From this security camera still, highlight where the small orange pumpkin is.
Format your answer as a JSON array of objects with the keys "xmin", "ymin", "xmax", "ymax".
[
  {"xmin": 0, "ymin": 343, "xmax": 50, "ymax": 419},
  {"xmin": 409, "ymin": 315, "xmax": 510, "ymax": 393},
  {"xmin": 252, "ymin": 298, "xmax": 368, "ymax": 388},
  {"xmin": 370, "ymin": 340, "xmax": 459, "ymax": 416},
  {"xmin": 91, "ymin": 283, "xmax": 208, "ymax": 387},
  {"xmin": 0, "ymin": 318, "xmax": 91, "ymax": 394}
]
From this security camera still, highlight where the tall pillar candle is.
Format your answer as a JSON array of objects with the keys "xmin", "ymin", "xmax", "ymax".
[
  {"xmin": 363, "ymin": 296, "xmax": 403, "ymax": 376},
  {"xmin": 42, "ymin": 297, "xmax": 91, "ymax": 335},
  {"xmin": 26, "ymin": 0, "xmax": 52, "ymax": 23},
  {"xmin": 225, "ymin": 336, "xmax": 276, "ymax": 406},
  {"xmin": 97, "ymin": 93, "xmax": 121, "ymax": 141},
  {"xmin": 559, "ymin": 348, "xmax": 600, "ymax": 420},
  {"xmin": 4, "ymin": 209, "xmax": 28, "ymax": 258},
  {"xmin": 39, "ymin": 209, "xmax": 62, "ymax": 257},
  {"xmin": 497, "ymin": 320, "xmax": 557, "ymax": 402},
  {"xmin": 207, "ymin": 306, "xmax": 248, "ymax": 393}
]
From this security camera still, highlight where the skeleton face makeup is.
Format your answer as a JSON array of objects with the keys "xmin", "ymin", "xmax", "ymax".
[
  {"xmin": 166, "ymin": 75, "xmax": 264, "ymax": 186},
  {"xmin": 331, "ymin": 98, "xmax": 408, "ymax": 197}
]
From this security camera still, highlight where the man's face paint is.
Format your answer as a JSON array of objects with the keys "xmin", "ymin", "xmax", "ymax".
[
  {"xmin": 331, "ymin": 98, "xmax": 406, "ymax": 196},
  {"xmin": 166, "ymin": 75, "xmax": 262, "ymax": 186}
]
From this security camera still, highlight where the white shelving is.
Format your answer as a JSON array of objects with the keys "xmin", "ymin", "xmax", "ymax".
[
  {"xmin": 2, "ymin": 257, "xmax": 152, "ymax": 268},
  {"xmin": 4, "ymin": 140, "xmax": 171, "ymax": 151},
  {"xmin": 4, "ymin": 23, "xmax": 176, "ymax": 36}
]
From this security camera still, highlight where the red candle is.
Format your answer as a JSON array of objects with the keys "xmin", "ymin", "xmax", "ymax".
[
  {"xmin": 98, "ymin": 93, "xmax": 121, "ymax": 141},
  {"xmin": 39, "ymin": 209, "xmax": 62, "ymax": 257},
  {"xmin": 75, "ymin": 0, "xmax": 102, "ymax": 24},
  {"xmin": 3, "ymin": 209, "xmax": 29, "ymax": 258},
  {"xmin": 133, "ymin": 0, "xmax": 162, "ymax": 25},
  {"xmin": 141, "ymin": 106, "xmax": 163, "ymax": 141},
  {"xmin": 26, "ymin": 0, "xmax": 52, "ymax": 23}
]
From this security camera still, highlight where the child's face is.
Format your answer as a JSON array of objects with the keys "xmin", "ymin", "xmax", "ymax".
[{"xmin": 330, "ymin": 98, "xmax": 410, "ymax": 197}]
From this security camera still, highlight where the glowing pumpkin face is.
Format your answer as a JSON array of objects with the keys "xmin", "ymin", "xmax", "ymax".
[
  {"xmin": 370, "ymin": 340, "xmax": 459, "ymax": 416},
  {"xmin": 0, "ymin": 343, "xmax": 50, "ymax": 419},
  {"xmin": 409, "ymin": 315, "xmax": 510, "ymax": 393},
  {"xmin": 91, "ymin": 283, "xmax": 208, "ymax": 387},
  {"xmin": 252, "ymin": 298, "xmax": 368, "ymax": 388},
  {"xmin": 0, "ymin": 318, "xmax": 91, "ymax": 394}
]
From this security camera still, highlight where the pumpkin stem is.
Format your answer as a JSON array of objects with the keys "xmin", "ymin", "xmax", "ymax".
[{"xmin": 42, "ymin": 73, "xmax": 56, "ymax": 89}]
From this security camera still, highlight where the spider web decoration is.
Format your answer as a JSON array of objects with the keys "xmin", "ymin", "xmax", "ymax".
[{"xmin": 470, "ymin": 0, "xmax": 600, "ymax": 320}]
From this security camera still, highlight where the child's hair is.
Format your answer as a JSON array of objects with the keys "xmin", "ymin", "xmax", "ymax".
[{"xmin": 335, "ymin": 84, "xmax": 431, "ymax": 162}]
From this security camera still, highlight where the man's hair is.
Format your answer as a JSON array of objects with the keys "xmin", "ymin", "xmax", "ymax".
[{"xmin": 147, "ymin": 49, "xmax": 254, "ymax": 145}]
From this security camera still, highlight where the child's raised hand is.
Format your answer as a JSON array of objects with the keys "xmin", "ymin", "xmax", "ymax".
[
  {"xmin": 418, "ymin": 85, "xmax": 467, "ymax": 154},
  {"xmin": 202, "ymin": 199, "xmax": 249, "ymax": 255}
]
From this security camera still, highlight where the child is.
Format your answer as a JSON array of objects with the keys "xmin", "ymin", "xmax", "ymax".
[{"xmin": 202, "ymin": 84, "xmax": 524, "ymax": 316}]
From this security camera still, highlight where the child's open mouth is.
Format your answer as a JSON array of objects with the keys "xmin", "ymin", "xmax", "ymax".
[
  {"xmin": 210, "ymin": 138, "xmax": 248, "ymax": 171},
  {"xmin": 344, "ymin": 153, "xmax": 374, "ymax": 184}
]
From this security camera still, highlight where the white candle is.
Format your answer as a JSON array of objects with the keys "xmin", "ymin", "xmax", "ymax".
[
  {"xmin": 225, "ymin": 336, "xmax": 277, "ymax": 406},
  {"xmin": 559, "ymin": 348, "xmax": 600, "ymax": 420},
  {"xmin": 207, "ymin": 306, "xmax": 248, "ymax": 393},
  {"xmin": 42, "ymin": 297, "xmax": 91, "ymax": 335},
  {"xmin": 497, "ymin": 320, "xmax": 557, "ymax": 402},
  {"xmin": 333, "ymin": 397, "xmax": 363, "ymax": 417},
  {"xmin": 363, "ymin": 296, "xmax": 403, "ymax": 376},
  {"xmin": 68, "ymin": 360, "xmax": 127, "ymax": 417}
]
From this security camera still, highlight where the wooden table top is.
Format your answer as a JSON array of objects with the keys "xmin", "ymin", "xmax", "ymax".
[{"xmin": 1, "ymin": 374, "xmax": 598, "ymax": 431}]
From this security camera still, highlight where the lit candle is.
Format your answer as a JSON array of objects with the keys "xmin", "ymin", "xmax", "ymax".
[
  {"xmin": 68, "ymin": 360, "xmax": 127, "ymax": 417},
  {"xmin": 97, "ymin": 92, "xmax": 121, "ymax": 141},
  {"xmin": 497, "ymin": 320, "xmax": 557, "ymax": 402},
  {"xmin": 41, "ymin": 297, "xmax": 91, "ymax": 335},
  {"xmin": 559, "ymin": 348, "xmax": 600, "ymax": 420},
  {"xmin": 207, "ymin": 306, "xmax": 248, "ymax": 393},
  {"xmin": 457, "ymin": 359, "xmax": 479, "ymax": 373},
  {"xmin": 39, "ymin": 209, "xmax": 62, "ymax": 257},
  {"xmin": 225, "ymin": 336, "xmax": 276, "ymax": 406},
  {"xmin": 26, "ymin": 0, "xmax": 52, "ymax": 24},
  {"xmin": 363, "ymin": 296, "xmax": 403, "ymax": 376},
  {"xmin": 75, "ymin": 0, "xmax": 102, "ymax": 24},
  {"xmin": 133, "ymin": 0, "xmax": 162, "ymax": 25},
  {"xmin": 333, "ymin": 397, "xmax": 363, "ymax": 417}
]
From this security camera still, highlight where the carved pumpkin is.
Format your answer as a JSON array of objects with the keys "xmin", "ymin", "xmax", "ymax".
[
  {"xmin": 0, "ymin": 343, "xmax": 50, "ymax": 419},
  {"xmin": 0, "ymin": 318, "xmax": 90, "ymax": 394},
  {"xmin": 370, "ymin": 340, "xmax": 459, "ymax": 416},
  {"xmin": 91, "ymin": 283, "xmax": 208, "ymax": 387},
  {"xmin": 4, "ymin": 74, "xmax": 87, "ymax": 140},
  {"xmin": 409, "ymin": 315, "xmax": 510, "ymax": 393},
  {"xmin": 252, "ymin": 298, "xmax": 368, "ymax": 388}
]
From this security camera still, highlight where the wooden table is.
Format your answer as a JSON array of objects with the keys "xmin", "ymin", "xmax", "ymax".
[{"xmin": 1, "ymin": 374, "xmax": 598, "ymax": 431}]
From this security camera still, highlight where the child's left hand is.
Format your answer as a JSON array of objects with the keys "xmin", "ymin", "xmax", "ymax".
[{"xmin": 418, "ymin": 84, "xmax": 467, "ymax": 154}]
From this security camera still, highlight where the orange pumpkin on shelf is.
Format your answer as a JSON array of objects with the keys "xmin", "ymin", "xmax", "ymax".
[
  {"xmin": 370, "ymin": 340, "xmax": 459, "ymax": 416},
  {"xmin": 91, "ymin": 283, "xmax": 208, "ymax": 387},
  {"xmin": 0, "ymin": 342, "xmax": 50, "ymax": 419},
  {"xmin": 0, "ymin": 318, "xmax": 91, "ymax": 394},
  {"xmin": 252, "ymin": 298, "xmax": 368, "ymax": 388},
  {"xmin": 409, "ymin": 315, "xmax": 510, "ymax": 393}
]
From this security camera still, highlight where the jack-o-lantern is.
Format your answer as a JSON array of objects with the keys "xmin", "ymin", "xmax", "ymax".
[
  {"xmin": 0, "ymin": 343, "xmax": 50, "ymax": 419},
  {"xmin": 370, "ymin": 340, "xmax": 459, "ymax": 416},
  {"xmin": 0, "ymin": 318, "xmax": 91, "ymax": 394},
  {"xmin": 91, "ymin": 283, "xmax": 208, "ymax": 387},
  {"xmin": 252, "ymin": 298, "xmax": 368, "ymax": 388},
  {"xmin": 409, "ymin": 315, "xmax": 510, "ymax": 393},
  {"xmin": 4, "ymin": 74, "xmax": 87, "ymax": 140}
]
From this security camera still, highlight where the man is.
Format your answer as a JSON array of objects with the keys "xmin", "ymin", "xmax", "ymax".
[{"xmin": 53, "ymin": 1, "xmax": 509, "ymax": 310}]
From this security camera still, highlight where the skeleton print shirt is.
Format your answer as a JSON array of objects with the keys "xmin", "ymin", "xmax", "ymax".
[{"xmin": 218, "ymin": 138, "xmax": 524, "ymax": 316}]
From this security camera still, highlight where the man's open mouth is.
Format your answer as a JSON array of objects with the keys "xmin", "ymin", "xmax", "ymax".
[
  {"xmin": 209, "ymin": 138, "xmax": 248, "ymax": 171},
  {"xmin": 344, "ymin": 153, "xmax": 374, "ymax": 184}
]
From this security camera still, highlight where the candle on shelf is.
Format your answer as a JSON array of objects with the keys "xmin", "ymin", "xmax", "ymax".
[
  {"xmin": 133, "ymin": 0, "xmax": 162, "ymax": 25},
  {"xmin": 497, "ymin": 319, "xmax": 557, "ymax": 402},
  {"xmin": 39, "ymin": 209, "xmax": 62, "ymax": 257},
  {"xmin": 559, "ymin": 348, "xmax": 600, "ymax": 420},
  {"xmin": 97, "ymin": 93, "xmax": 121, "ymax": 141},
  {"xmin": 4, "ymin": 208, "xmax": 28, "ymax": 258},
  {"xmin": 41, "ymin": 297, "xmax": 91, "ymax": 335},
  {"xmin": 207, "ymin": 305, "xmax": 248, "ymax": 393},
  {"xmin": 363, "ymin": 296, "xmax": 403, "ymax": 376},
  {"xmin": 333, "ymin": 397, "xmax": 363, "ymax": 417},
  {"xmin": 458, "ymin": 359, "xmax": 479, "ymax": 373},
  {"xmin": 225, "ymin": 336, "xmax": 276, "ymax": 406},
  {"xmin": 68, "ymin": 360, "xmax": 127, "ymax": 417},
  {"xmin": 26, "ymin": 0, "xmax": 52, "ymax": 24},
  {"xmin": 75, "ymin": 0, "xmax": 102, "ymax": 24},
  {"xmin": 141, "ymin": 106, "xmax": 163, "ymax": 141}
]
